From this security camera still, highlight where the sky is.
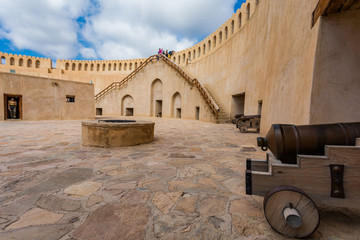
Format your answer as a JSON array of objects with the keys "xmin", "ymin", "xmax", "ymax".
[{"xmin": 0, "ymin": 0, "xmax": 246, "ymax": 62}]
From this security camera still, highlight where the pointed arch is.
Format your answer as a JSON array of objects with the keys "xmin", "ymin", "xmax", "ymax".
[
  {"xmin": 151, "ymin": 79, "xmax": 163, "ymax": 117},
  {"xmin": 121, "ymin": 95, "xmax": 134, "ymax": 116},
  {"xmin": 171, "ymin": 92, "xmax": 182, "ymax": 118}
]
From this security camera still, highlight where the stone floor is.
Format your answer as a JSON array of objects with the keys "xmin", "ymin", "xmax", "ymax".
[{"xmin": 0, "ymin": 117, "xmax": 359, "ymax": 240}]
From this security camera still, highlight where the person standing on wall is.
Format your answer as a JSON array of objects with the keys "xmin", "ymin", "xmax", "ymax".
[{"xmin": 8, "ymin": 97, "xmax": 17, "ymax": 119}]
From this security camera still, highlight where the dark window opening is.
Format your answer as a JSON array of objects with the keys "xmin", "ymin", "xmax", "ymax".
[
  {"xmin": 1, "ymin": 57, "xmax": 5, "ymax": 65},
  {"xmin": 96, "ymin": 108, "xmax": 103, "ymax": 115},
  {"xmin": 232, "ymin": 93, "xmax": 245, "ymax": 118},
  {"xmin": 176, "ymin": 108, "xmax": 181, "ymax": 118},
  {"xmin": 258, "ymin": 100, "xmax": 263, "ymax": 115},
  {"xmin": 126, "ymin": 108, "xmax": 134, "ymax": 116},
  {"xmin": 156, "ymin": 100, "xmax": 162, "ymax": 117},
  {"xmin": 195, "ymin": 107, "xmax": 200, "ymax": 120},
  {"xmin": 66, "ymin": 95, "xmax": 75, "ymax": 102}
]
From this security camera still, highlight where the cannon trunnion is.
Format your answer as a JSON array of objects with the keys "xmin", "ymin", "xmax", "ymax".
[{"xmin": 246, "ymin": 122, "xmax": 360, "ymax": 238}]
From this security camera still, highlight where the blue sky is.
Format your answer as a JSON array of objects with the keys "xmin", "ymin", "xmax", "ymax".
[{"xmin": 0, "ymin": 0, "xmax": 246, "ymax": 61}]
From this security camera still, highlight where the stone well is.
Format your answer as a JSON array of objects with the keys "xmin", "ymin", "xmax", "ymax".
[{"xmin": 81, "ymin": 120, "xmax": 155, "ymax": 147}]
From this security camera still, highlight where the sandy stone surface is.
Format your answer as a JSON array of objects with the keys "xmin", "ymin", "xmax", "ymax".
[
  {"xmin": 0, "ymin": 117, "xmax": 359, "ymax": 239},
  {"xmin": 6, "ymin": 208, "xmax": 63, "ymax": 229},
  {"xmin": 64, "ymin": 181, "xmax": 102, "ymax": 197}
]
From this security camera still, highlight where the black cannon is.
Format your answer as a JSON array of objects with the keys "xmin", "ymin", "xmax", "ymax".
[
  {"xmin": 235, "ymin": 114, "xmax": 261, "ymax": 133},
  {"xmin": 257, "ymin": 122, "xmax": 360, "ymax": 164},
  {"xmin": 246, "ymin": 122, "xmax": 360, "ymax": 238}
]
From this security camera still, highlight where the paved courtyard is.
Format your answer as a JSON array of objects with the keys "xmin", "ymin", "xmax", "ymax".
[{"xmin": 0, "ymin": 117, "xmax": 359, "ymax": 240}]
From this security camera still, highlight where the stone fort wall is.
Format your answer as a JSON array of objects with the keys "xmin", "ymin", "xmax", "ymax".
[
  {"xmin": 0, "ymin": 0, "xmax": 259, "ymax": 95},
  {"xmin": 1, "ymin": 0, "xmax": 360, "ymax": 133}
]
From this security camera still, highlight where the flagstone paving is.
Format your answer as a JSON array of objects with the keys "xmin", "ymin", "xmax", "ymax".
[{"xmin": 0, "ymin": 117, "xmax": 359, "ymax": 240}]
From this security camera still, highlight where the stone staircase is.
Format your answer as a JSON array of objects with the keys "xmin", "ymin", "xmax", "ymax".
[
  {"xmin": 95, "ymin": 54, "xmax": 223, "ymax": 121},
  {"xmin": 203, "ymin": 86, "xmax": 230, "ymax": 123}
]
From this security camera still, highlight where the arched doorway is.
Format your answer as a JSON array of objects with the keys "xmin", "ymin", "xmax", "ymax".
[
  {"xmin": 171, "ymin": 92, "xmax": 181, "ymax": 118},
  {"xmin": 121, "ymin": 95, "xmax": 134, "ymax": 116},
  {"xmin": 151, "ymin": 79, "xmax": 163, "ymax": 117}
]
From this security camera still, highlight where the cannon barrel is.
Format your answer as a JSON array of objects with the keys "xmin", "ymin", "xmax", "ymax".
[
  {"xmin": 257, "ymin": 122, "xmax": 360, "ymax": 164},
  {"xmin": 239, "ymin": 114, "xmax": 261, "ymax": 120}
]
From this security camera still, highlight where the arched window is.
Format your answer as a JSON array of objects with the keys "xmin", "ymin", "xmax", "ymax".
[
  {"xmin": 78, "ymin": 63, "xmax": 82, "ymax": 71},
  {"xmin": 122, "ymin": 95, "xmax": 134, "ymax": 116},
  {"xmin": 90, "ymin": 63, "xmax": 94, "ymax": 71},
  {"xmin": 135, "ymin": 62, "xmax": 138, "ymax": 69},
  {"xmin": 213, "ymin": 36, "xmax": 216, "ymax": 48},
  {"xmin": 151, "ymin": 79, "xmax": 163, "ymax": 117},
  {"xmin": 203, "ymin": 44, "xmax": 206, "ymax": 55},
  {"xmin": 172, "ymin": 92, "xmax": 181, "ymax": 118},
  {"xmin": 72, "ymin": 63, "xmax": 76, "ymax": 71},
  {"xmin": 193, "ymin": 50, "xmax": 196, "ymax": 60},
  {"xmin": 10, "ymin": 57, "xmax": 15, "ymax": 66},
  {"xmin": 225, "ymin": 27, "xmax": 228, "ymax": 40},
  {"xmin": 173, "ymin": 57, "xmax": 176, "ymax": 62},
  {"xmin": 208, "ymin": 40, "xmax": 211, "ymax": 51},
  {"xmin": 188, "ymin": 51, "xmax": 191, "ymax": 61},
  {"xmin": 84, "ymin": 63, "xmax": 88, "ymax": 71},
  {"xmin": 238, "ymin": 13, "xmax": 242, "ymax": 28},
  {"xmin": 119, "ymin": 63, "xmax": 122, "ymax": 71},
  {"xmin": 178, "ymin": 56, "xmax": 180, "ymax": 64},
  {"xmin": 97, "ymin": 64, "xmax": 100, "ymax": 71},
  {"xmin": 129, "ymin": 63, "xmax": 132, "ymax": 70},
  {"xmin": 102, "ymin": 64, "xmax": 105, "ymax": 71},
  {"xmin": 27, "ymin": 59, "xmax": 32, "ymax": 67},
  {"xmin": 65, "ymin": 62, "xmax": 69, "ymax": 70},
  {"xmin": 140, "ymin": 62, "xmax": 143, "ymax": 65},
  {"xmin": 182, "ymin": 54, "xmax": 185, "ymax": 63},
  {"xmin": 247, "ymin": 3, "xmax": 250, "ymax": 20},
  {"xmin": 35, "ymin": 60, "xmax": 40, "ymax": 68},
  {"xmin": 231, "ymin": 20, "xmax": 234, "ymax": 34},
  {"xmin": 219, "ymin": 31, "xmax": 223, "ymax": 44},
  {"xmin": 124, "ymin": 63, "xmax": 127, "ymax": 70},
  {"xmin": 19, "ymin": 58, "xmax": 23, "ymax": 66},
  {"xmin": 198, "ymin": 47, "xmax": 201, "ymax": 57},
  {"xmin": 114, "ymin": 63, "xmax": 117, "ymax": 71},
  {"xmin": 1, "ymin": 56, "xmax": 5, "ymax": 65},
  {"xmin": 108, "ymin": 63, "xmax": 111, "ymax": 71}
]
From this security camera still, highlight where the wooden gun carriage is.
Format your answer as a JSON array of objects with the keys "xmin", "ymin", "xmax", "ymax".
[
  {"xmin": 235, "ymin": 114, "xmax": 261, "ymax": 133},
  {"xmin": 245, "ymin": 122, "xmax": 360, "ymax": 238}
]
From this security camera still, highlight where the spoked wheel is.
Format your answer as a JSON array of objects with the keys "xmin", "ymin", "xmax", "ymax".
[
  {"xmin": 239, "ymin": 125, "xmax": 248, "ymax": 133},
  {"xmin": 263, "ymin": 186, "xmax": 320, "ymax": 239}
]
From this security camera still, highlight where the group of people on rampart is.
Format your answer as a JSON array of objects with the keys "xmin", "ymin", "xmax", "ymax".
[{"xmin": 157, "ymin": 48, "xmax": 175, "ymax": 60}]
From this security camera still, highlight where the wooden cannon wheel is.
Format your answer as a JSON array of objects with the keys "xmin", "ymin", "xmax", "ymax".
[
  {"xmin": 239, "ymin": 125, "xmax": 248, "ymax": 133},
  {"xmin": 263, "ymin": 186, "xmax": 320, "ymax": 238}
]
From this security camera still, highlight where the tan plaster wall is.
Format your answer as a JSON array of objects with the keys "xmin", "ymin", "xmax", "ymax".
[
  {"xmin": 0, "ymin": 72, "xmax": 95, "ymax": 121},
  {"xmin": 0, "ymin": 53, "xmax": 146, "ymax": 95},
  {"xmin": 1, "ymin": 0, "xmax": 359, "ymax": 131},
  {"xmin": 310, "ymin": 9, "xmax": 360, "ymax": 124},
  {"xmin": 183, "ymin": 0, "xmax": 320, "ymax": 133},
  {"xmin": 96, "ymin": 60, "xmax": 216, "ymax": 122}
]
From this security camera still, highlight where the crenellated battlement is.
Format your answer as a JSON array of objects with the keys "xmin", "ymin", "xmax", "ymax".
[
  {"xmin": 172, "ymin": 0, "xmax": 259, "ymax": 65},
  {"xmin": 0, "ymin": 0, "xmax": 259, "ymax": 73},
  {"xmin": 0, "ymin": 0, "xmax": 260, "ymax": 93},
  {"xmin": 56, "ymin": 58, "xmax": 147, "ymax": 72},
  {"xmin": 0, "ymin": 51, "xmax": 52, "ymax": 69}
]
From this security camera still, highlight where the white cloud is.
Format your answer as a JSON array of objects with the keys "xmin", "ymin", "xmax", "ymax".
[
  {"xmin": 0, "ymin": 0, "xmax": 237, "ymax": 60},
  {"xmin": 80, "ymin": 47, "xmax": 97, "ymax": 59},
  {"xmin": 0, "ymin": 0, "xmax": 90, "ymax": 59}
]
